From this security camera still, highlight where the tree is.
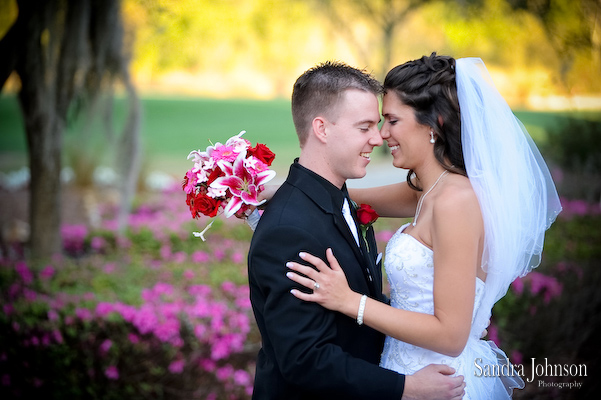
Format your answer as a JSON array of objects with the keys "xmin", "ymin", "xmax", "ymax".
[
  {"xmin": 513, "ymin": 0, "xmax": 601, "ymax": 92},
  {"xmin": 465, "ymin": 0, "xmax": 601, "ymax": 93},
  {"xmin": 0, "ymin": 0, "xmax": 140, "ymax": 260},
  {"xmin": 311, "ymin": 0, "xmax": 434, "ymax": 79}
]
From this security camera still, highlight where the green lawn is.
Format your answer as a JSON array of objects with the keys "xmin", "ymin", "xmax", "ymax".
[
  {"xmin": 1, "ymin": 94, "xmax": 598, "ymax": 176},
  {"xmin": 137, "ymin": 97, "xmax": 298, "ymax": 174},
  {"xmin": 0, "ymin": 95, "xmax": 299, "ymax": 175}
]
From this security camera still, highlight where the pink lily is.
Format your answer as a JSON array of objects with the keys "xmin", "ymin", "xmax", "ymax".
[{"xmin": 211, "ymin": 151, "xmax": 276, "ymax": 217}]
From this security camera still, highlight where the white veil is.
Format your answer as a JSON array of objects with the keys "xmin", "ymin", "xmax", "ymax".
[{"xmin": 455, "ymin": 58, "xmax": 562, "ymax": 397}]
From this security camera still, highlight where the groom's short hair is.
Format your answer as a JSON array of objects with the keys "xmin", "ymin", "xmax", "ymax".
[{"xmin": 291, "ymin": 61, "xmax": 382, "ymax": 146}]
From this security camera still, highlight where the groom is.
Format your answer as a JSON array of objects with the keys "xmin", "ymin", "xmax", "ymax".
[{"xmin": 247, "ymin": 61, "xmax": 465, "ymax": 399}]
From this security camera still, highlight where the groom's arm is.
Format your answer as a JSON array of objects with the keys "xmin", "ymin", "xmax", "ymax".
[{"xmin": 250, "ymin": 224, "xmax": 405, "ymax": 399}]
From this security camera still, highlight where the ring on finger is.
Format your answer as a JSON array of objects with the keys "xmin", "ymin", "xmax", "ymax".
[{"xmin": 313, "ymin": 282, "xmax": 320, "ymax": 290}]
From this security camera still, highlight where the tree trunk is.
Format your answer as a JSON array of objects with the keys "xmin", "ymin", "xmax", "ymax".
[
  {"xmin": 22, "ymin": 96, "xmax": 63, "ymax": 260},
  {"xmin": 2, "ymin": 0, "xmax": 137, "ymax": 259},
  {"xmin": 12, "ymin": 0, "xmax": 92, "ymax": 259},
  {"xmin": 14, "ymin": 0, "xmax": 64, "ymax": 260},
  {"xmin": 379, "ymin": 20, "xmax": 396, "ymax": 80},
  {"xmin": 116, "ymin": 72, "xmax": 141, "ymax": 232}
]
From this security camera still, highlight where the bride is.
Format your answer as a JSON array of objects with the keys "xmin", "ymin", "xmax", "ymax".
[{"xmin": 284, "ymin": 53, "xmax": 561, "ymax": 399}]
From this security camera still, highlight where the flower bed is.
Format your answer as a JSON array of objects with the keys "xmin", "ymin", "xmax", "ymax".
[{"xmin": 0, "ymin": 185, "xmax": 258, "ymax": 399}]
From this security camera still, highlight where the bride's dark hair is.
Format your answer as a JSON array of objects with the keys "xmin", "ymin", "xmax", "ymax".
[{"xmin": 383, "ymin": 52, "xmax": 466, "ymax": 191}]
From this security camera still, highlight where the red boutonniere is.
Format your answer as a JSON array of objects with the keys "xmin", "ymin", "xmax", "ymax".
[
  {"xmin": 356, "ymin": 203, "xmax": 379, "ymax": 229},
  {"xmin": 352, "ymin": 202, "xmax": 379, "ymax": 251}
]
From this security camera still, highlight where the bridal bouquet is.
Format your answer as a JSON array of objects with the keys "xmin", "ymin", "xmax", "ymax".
[{"xmin": 182, "ymin": 130, "xmax": 276, "ymax": 240}]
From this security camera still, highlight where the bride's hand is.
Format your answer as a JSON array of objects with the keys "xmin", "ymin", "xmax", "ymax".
[
  {"xmin": 235, "ymin": 184, "xmax": 280, "ymax": 221},
  {"xmin": 286, "ymin": 248, "xmax": 356, "ymax": 313},
  {"xmin": 257, "ymin": 184, "xmax": 279, "ymax": 207}
]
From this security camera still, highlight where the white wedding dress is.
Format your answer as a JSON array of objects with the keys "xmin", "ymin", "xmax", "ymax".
[{"xmin": 380, "ymin": 223, "xmax": 523, "ymax": 399}]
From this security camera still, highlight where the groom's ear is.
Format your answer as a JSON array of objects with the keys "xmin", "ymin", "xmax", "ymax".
[{"xmin": 311, "ymin": 116, "xmax": 328, "ymax": 144}]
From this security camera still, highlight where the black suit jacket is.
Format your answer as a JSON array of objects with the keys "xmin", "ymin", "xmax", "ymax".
[{"xmin": 248, "ymin": 162, "xmax": 405, "ymax": 399}]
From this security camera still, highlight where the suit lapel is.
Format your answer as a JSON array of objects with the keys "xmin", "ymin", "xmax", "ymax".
[
  {"xmin": 342, "ymin": 204, "xmax": 378, "ymax": 297},
  {"xmin": 286, "ymin": 162, "xmax": 379, "ymax": 296},
  {"xmin": 349, "ymin": 201, "xmax": 381, "ymax": 298},
  {"xmin": 363, "ymin": 225, "xmax": 383, "ymax": 297}
]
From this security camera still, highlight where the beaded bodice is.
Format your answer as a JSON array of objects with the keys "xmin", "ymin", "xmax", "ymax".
[{"xmin": 379, "ymin": 223, "xmax": 484, "ymax": 380}]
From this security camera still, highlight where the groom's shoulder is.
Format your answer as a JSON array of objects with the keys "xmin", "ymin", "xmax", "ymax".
[
  {"xmin": 250, "ymin": 185, "xmax": 313, "ymax": 249},
  {"xmin": 263, "ymin": 182, "xmax": 314, "ymax": 219},
  {"xmin": 254, "ymin": 182, "xmax": 324, "ymax": 233}
]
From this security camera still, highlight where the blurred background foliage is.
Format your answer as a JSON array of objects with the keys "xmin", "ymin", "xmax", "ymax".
[
  {"xmin": 2, "ymin": 0, "xmax": 600, "ymax": 180},
  {"xmin": 2, "ymin": 0, "xmax": 600, "ymax": 102},
  {"xmin": 127, "ymin": 0, "xmax": 601, "ymax": 103}
]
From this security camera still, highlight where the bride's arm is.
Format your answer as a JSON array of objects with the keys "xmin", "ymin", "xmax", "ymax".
[
  {"xmin": 349, "ymin": 182, "xmax": 418, "ymax": 218},
  {"xmin": 287, "ymin": 186, "xmax": 483, "ymax": 357},
  {"xmin": 257, "ymin": 182, "xmax": 419, "ymax": 219}
]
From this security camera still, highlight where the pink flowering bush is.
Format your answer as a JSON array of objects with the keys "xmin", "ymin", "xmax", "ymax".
[
  {"xmin": 485, "ymin": 198, "xmax": 601, "ymax": 399},
  {"xmin": 0, "ymin": 186, "xmax": 258, "ymax": 399},
  {"xmin": 0, "ymin": 262, "xmax": 256, "ymax": 399}
]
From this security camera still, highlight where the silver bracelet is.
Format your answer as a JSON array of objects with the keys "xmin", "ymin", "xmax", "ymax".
[{"xmin": 357, "ymin": 295, "xmax": 367, "ymax": 325}]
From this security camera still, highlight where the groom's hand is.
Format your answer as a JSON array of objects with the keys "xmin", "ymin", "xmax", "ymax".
[{"xmin": 401, "ymin": 364, "xmax": 465, "ymax": 400}]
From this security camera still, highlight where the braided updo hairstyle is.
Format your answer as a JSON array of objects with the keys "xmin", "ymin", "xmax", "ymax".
[{"xmin": 383, "ymin": 52, "xmax": 466, "ymax": 190}]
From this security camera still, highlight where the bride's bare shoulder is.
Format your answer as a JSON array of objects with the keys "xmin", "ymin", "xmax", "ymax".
[{"xmin": 434, "ymin": 174, "xmax": 481, "ymax": 221}]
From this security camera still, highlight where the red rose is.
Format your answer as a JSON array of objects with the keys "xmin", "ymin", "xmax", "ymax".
[
  {"xmin": 191, "ymin": 192, "xmax": 222, "ymax": 218},
  {"xmin": 248, "ymin": 143, "xmax": 276, "ymax": 166},
  {"xmin": 356, "ymin": 204, "xmax": 379, "ymax": 227},
  {"xmin": 207, "ymin": 166, "xmax": 225, "ymax": 185}
]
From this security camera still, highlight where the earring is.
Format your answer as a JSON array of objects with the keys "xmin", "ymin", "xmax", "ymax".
[{"xmin": 429, "ymin": 131, "xmax": 435, "ymax": 144}]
